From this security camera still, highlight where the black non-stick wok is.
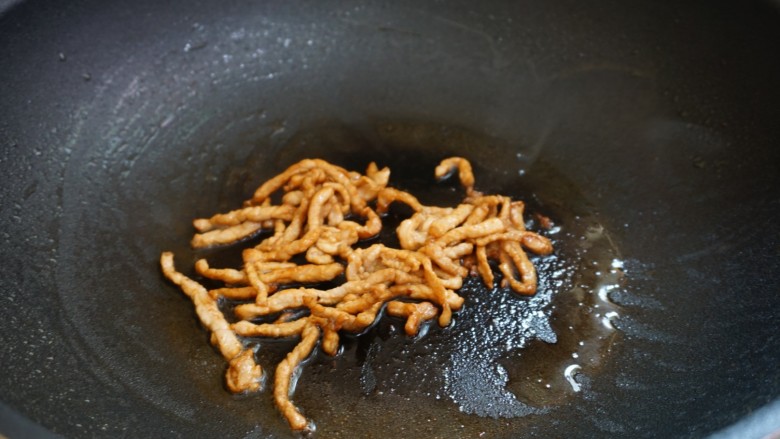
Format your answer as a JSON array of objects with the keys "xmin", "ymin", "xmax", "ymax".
[{"xmin": 1, "ymin": 0, "xmax": 778, "ymax": 437}]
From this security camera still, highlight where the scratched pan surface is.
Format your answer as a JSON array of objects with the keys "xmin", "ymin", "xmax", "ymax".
[{"xmin": 1, "ymin": 0, "xmax": 779, "ymax": 437}]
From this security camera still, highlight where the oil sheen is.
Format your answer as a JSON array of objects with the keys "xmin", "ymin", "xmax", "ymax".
[{"xmin": 189, "ymin": 121, "xmax": 625, "ymax": 438}]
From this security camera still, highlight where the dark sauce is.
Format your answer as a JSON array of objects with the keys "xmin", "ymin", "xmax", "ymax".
[{"xmin": 177, "ymin": 121, "xmax": 624, "ymax": 438}]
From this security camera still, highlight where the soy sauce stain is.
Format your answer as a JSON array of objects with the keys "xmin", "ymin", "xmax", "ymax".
[{"xmin": 182, "ymin": 121, "xmax": 625, "ymax": 438}]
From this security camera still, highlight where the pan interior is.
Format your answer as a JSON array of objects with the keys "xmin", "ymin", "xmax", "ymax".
[{"xmin": 2, "ymin": 0, "xmax": 779, "ymax": 437}]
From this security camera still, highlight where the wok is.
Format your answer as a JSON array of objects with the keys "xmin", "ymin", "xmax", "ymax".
[{"xmin": 1, "ymin": 0, "xmax": 778, "ymax": 437}]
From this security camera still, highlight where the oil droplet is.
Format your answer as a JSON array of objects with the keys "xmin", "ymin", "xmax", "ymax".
[
  {"xmin": 601, "ymin": 311, "xmax": 620, "ymax": 330},
  {"xmin": 564, "ymin": 364, "xmax": 582, "ymax": 392}
]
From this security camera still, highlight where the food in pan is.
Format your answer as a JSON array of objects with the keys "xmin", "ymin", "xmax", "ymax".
[{"xmin": 160, "ymin": 157, "xmax": 553, "ymax": 431}]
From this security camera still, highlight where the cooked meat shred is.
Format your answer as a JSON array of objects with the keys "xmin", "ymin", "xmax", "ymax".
[{"xmin": 160, "ymin": 157, "xmax": 552, "ymax": 432}]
